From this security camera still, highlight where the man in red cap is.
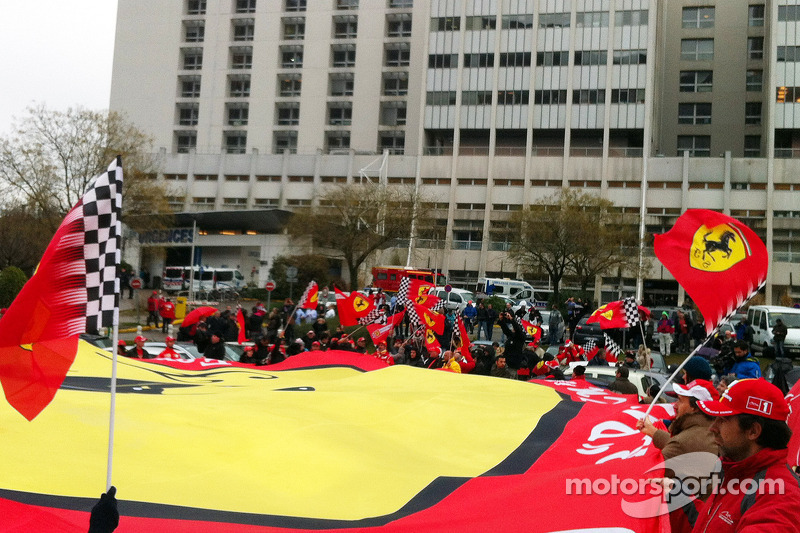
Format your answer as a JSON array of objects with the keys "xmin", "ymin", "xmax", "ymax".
[
  {"xmin": 691, "ymin": 379, "xmax": 800, "ymax": 532},
  {"xmin": 158, "ymin": 336, "xmax": 181, "ymax": 359},
  {"xmin": 124, "ymin": 336, "xmax": 153, "ymax": 359},
  {"xmin": 116, "ymin": 340, "xmax": 127, "ymax": 357},
  {"xmin": 146, "ymin": 291, "xmax": 161, "ymax": 329}
]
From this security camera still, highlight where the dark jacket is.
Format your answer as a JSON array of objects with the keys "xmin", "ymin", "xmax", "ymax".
[
  {"xmin": 499, "ymin": 317, "xmax": 525, "ymax": 368},
  {"xmin": 608, "ymin": 376, "xmax": 638, "ymax": 395},
  {"xmin": 203, "ymin": 341, "xmax": 227, "ymax": 360}
]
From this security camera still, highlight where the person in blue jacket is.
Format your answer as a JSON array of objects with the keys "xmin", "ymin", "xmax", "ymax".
[{"xmin": 725, "ymin": 340, "xmax": 761, "ymax": 379}]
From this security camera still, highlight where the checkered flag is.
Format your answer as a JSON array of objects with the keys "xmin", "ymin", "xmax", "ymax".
[
  {"xmin": 84, "ymin": 158, "xmax": 124, "ymax": 334},
  {"xmin": 603, "ymin": 332, "xmax": 623, "ymax": 360},
  {"xmin": 582, "ymin": 338, "xmax": 596, "ymax": 353},
  {"xmin": 622, "ymin": 297, "xmax": 640, "ymax": 327},
  {"xmin": 396, "ymin": 276, "xmax": 410, "ymax": 306},
  {"xmin": 358, "ymin": 307, "xmax": 385, "ymax": 325}
]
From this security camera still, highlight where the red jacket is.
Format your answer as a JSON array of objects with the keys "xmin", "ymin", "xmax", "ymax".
[
  {"xmin": 691, "ymin": 447, "xmax": 800, "ymax": 532},
  {"xmin": 147, "ymin": 295, "xmax": 160, "ymax": 312},
  {"xmin": 159, "ymin": 301, "xmax": 176, "ymax": 319}
]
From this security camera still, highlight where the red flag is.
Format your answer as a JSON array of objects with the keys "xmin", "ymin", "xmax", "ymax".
[
  {"xmin": 414, "ymin": 304, "xmax": 444, "ymax": 335},
  {"xmin": 297, "ymin": 281, "xmax": 319, "ymax": 310},
  {"xmin": 411, "ymin": 292, "xmax": 442, "ymax": 309},
  {"xmin": 0, "ymin": 159, "xmax": 123, "ymax": 420},
  {"xmin": 586, "ymin": 300, "xmax": 629, "ymax": 329},
  {"xmin": 424, "ymin": 327, "xmax": 441, "ymax": 355},
  {"xmin": 366, "ymin": 311, "xmax": 404, "ymax": 346},
  {"xmin": 335, "ymin": 287, "xmax": 376, "ymax": 327},
  {"xmin": 236, "ymin": 308, "xmax": 247, "ymax": 344},
  {"xmin": 520, "ymin": 319, "xmax": 542, "ymax": 342},
  {"xmin": 655, "ymin": 209, "xmax": 768, "ymax": 334},
  {"xmin": 455, "ymin": 316, "xmax": 472, "ymax": 357},
  {"xmin": 407, "ymin": 279, "xmax": 434, "ymax": 302}
]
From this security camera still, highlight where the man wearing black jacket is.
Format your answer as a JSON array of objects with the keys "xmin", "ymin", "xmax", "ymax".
[
  {"xmin": 203, "ymin": 333, "xmax": 226, "ymax": 360},
  {"xmin": 498, "ymin": 311, "xmax": 525, "ymax": 369}
]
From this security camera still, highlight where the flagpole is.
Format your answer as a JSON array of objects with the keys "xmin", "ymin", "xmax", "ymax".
[{"xmin": 106, "ymin": 322, "xmax": 119, "ymax": 490}]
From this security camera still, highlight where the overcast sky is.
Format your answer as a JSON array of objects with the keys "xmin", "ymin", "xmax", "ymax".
[{"xmin": 0, "ymin": 1, "xmax": 118, "ymax": 134}]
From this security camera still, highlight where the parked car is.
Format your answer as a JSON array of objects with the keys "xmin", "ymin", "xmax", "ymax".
[
  {"xmin": 564, "ymin": 363, "xmax": 676, "ymax": 402},
  {"xmin": 571, "ymin": 316, "xmax": 604, "ymax": 348},
  {"xmin": 434, "ymin": 288, "xmax": 476, "ymax": 313},
  {"xmin": 80, "ymin": 333, "xmax": 113, "ymax": 351},
  {"xmin": 747, "ymin": 305, "xmax": 800, "ymax": 357},
  {"xmin": 142, "ymin": 341, "xmax": 243, "ymax": 362}
]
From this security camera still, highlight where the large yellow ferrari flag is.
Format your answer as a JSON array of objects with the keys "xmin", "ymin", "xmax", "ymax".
[{"xmin": 1, "ymin": 342, "xmax": 666, "ymax": 532}]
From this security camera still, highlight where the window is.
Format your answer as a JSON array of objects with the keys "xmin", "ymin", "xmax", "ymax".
[
  {"xmin": 613, "ymin": 50, "xmax": 646, "ymax": 65},
  {"xmin": 426, "ymin": 91, "xmax": 457, "ymax": 105},
  {"xmin": 680, "ymin": 70, "xmax": 713, "ymax": 92},
  {"xmin": 744, "ymin": 135, "xmax": 761, "ymax": 157},
  {"xmin": 681, "ymin": 39, "xmax": 714, "ymax": 60},
  {"xmin": 496, "ymin": 90, "xmax": 529, "ymax": 105},
  {"xmin": 380, "ymin": 101, "xmax": 406, "ymax": 125},
  {"xmin": 502, "ymin": 14, "xmax": 533, "ymax": 29},
  {"xmin": 745, "ymin": 102, "xmax": 762, "ymax": 125},
  {"xmin": 279, "ymin": 74, "xmax": 301, "ymax": 96},
  {"xmin": 337, "ymin": 0, "xmax": 358, "ymax": 9},
  {"xmin": 276, "ymin": 104, "xmax": 300, "ymax": 125},
  {"xmin": 274, "ymin": 131, "xmax": 298, "ymax": 153},
  {"xmin": 326, "ymin": 131, "xmax": 350, "ymax": 151},
  {"xmin": 573, "ymin": 89, "xmax": 606, "ymax": 104},
  {"xmin": 611, "ymin": 89, "xmax": 645, "ymax": 104},
  {"xmin": 463, "ymin": 53, "xmax": 494, "ymax": 68},
  {"xmin": 536, "ymin": 51, "xmax": 569, "ymax": 66},
  {"xmin": 678, "ymin": 103, "xmax": 712, "ymax": 124},
  {"xmin": 779, "ymin": 5, "xmax": 800, "ymax": 21},
  {"xmin": 576, "ymin": 12, "xmax": 609, "ymax": 27},
  {"xmin": 329, "ymin": 73, "xmax": 354, "ymax": 96},
  {"xmin": 430, "ymin": 17, "xmax": 460, "ymax": 31},
  {"xmin": 332, "ymin": 47, "xmax": 356, "ymax": 67},
  {"xmin": 231, "ymin": 48, "xmax": 253, "ymax": 69},
  {"xmin": 534, "ymin": 90, "xmax": 568, "ymax": 104},
  {"xmin": 387, "ymin": 17, "xmax": 412, "ymax": 37},
  {"xmin": 614, "ymin": 10, "xmax": 648, "ymax": 26},
  {"xmin": 255, "ymin": 198, "xmax": 279, "ymax": 207},
  {"xmin": 428, "ymin": 54, "xmax": 459, "ymax": 68},
  {"xmin": 285, "ymin": 0, "xmax": 305, "ymax": 11},
  {"xmin": 334, "ymin": 19, "xmax": 358, "ymax": 38},
  {"xmin": 379, "ymin": 131, "xmax": 404, "ymax": 154},
  {"xmin": 182, "ymin": 49, "xmax": 203, "ymax": 70},
  {"xmin": 749, "ymin": 5, "xmax": 765, "ymax": 27},
  {"xmin": 283, "ymin": 19, "xmax": 305, "ymax": 40},
  {"xmin": 281, "ymin": 46, "xmax": 303, "ymax": 68},
  {"xmin": 385, "ymin": 44, "xmax": 410, "ymax": 66},
  {"xmin": 465, "ymin": 16, "xmax": 496, "ymax": 30},
  {"xmin": 778, "ymin": 46, "xmax": 800, "ymax": 62},
  {"xmin": 328, "ymin": 103, "xmax": 352, "ymax": 125},
  {"xmin": 225, "ymin": 131, "xmax": 247, "ymax": 154},
  {"xmin": 539, "ymin": 13, "xmax": 570, "ymax": 28},
  {"xmin": 180, "ymin": 76, "xmax": 201, "ymax": 97},
  {"xmin": 177, "ymin": 104, "xmax": 199, "ymax": 126},
  {"xmin": 499, "ymin": 52, "xmax": 531, "ymax": 67},
  {"xmin": 382, "ymin": 72, "xmax": 408, "ymax": 95},
  {"xmin": 229, "ymin": 76, "xmax": 250, "ymax": 97},
  {"xmin": 746, "ymin": 70, "xmax": 763, "ymax": 92},
  {"xmin": 389, "ymin": 0, "xmax": 413, "ymax": 7},
  {"xmin": 748, "ymin": 38, "xmax": 764, "ymax": 60},
  {"xmin": 236, "ymin": 0, "xmax": 256, "ymax": 12},
  {"xmin": 187, "ymin": 0, "xmax": 206, "ymax": 15},
  {"xmin": 461, "ymin": 91, "xmax": 493, "ymax": 105},
  {"xmin": 452, "ymin": 221, "xmax": 482, "ymax": 250},
  {"xmin": 184, "ymin": 22, "xmax": 205, "ymax": 42},
  {"xmin": 677, "ymin": 135, "xmax": 711, "ymax": 157},
  {"xmin": 227, "ymin": 103, "xmax": 249, "ymax": 126},
  {"xmin": 176, "ymin": 131, "xmax": 197, "ymax": 153},
  {"xmin": 682, "ymin": 6, "xmax": 714, "ymax": 28},
  {"xmin": 233, "ymin": 21, "xmax": 255, "ymax": 41},
  {"xmin": 574, "ymin": 50, "xmax": 607, "ymax": 66}
]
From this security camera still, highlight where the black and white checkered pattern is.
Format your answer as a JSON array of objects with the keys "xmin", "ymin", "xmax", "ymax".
[
  {"xmin": 358, "ymin": 307, "xmax": 384, "ymax": 325},
  {"xmin": 396, "ymin": 276, "xmax": 410, "ymax": 306},
  {"xmin": 84, "ymin": 158, "xmax": 123, "ymax": 334},
  {"xmin": 582, "ymin": 338, "xmax": 596, "ymax": 353},
  {"xmin": 622, "ymin": 297, "xmax": 640, "ymax": 327},
  {"xmin": 603, "ymin": 332, "xmax": 623, "ymax": 359}
]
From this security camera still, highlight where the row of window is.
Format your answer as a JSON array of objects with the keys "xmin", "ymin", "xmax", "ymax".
[
  {"xmin": 680, "ymin": 38, "xmax": 763, "ymax": 61},
  {"xmin": 682, "ymin": 5, "xmax": 764, "ymax": 29},
  {"xmin": 187, "ymin": 0, "xmax": 412, "ymax": 16},
  {"xmin": 425, "ymin": 89, "xmax": 646, "ymax": 106},
  {"xmin": 174, "ymin": 130, "xmax": 406, "ymax": 155},
  {"xmin": 680, "ymin": 70, "xmax": 762, "ymax": 93},
  {"xmin": 678, "ymin": 135, "xmax": 761, "ymax": 157},
  {"xmin": 429, "ymin": 10, "xmax": 648, "ymax": 32},
  {"xmin": 677, "ymin": 103, "xmax": 761, "ymax": 125},
  {"xmin": 428, "ymin": 50, "xmax": 646, "ymax": 69}
]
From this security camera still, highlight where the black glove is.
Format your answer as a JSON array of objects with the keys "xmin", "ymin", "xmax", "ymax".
[{"xmin": 88, "ymin": 486, "xmax": 119, "ymax": 533}]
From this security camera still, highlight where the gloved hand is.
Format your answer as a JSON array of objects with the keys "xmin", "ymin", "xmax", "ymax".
[{"xmin": 88, "ymin": 485, "xmax": 119, "ymax": 533}]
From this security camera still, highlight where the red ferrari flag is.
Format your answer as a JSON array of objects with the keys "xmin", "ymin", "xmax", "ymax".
[
  {"xmin": 407, "ymin": 279, "xmax": 434, "ymax": 303},
  {"xmin": 454, "ymin": 315, "xmax": 472, "ymax": 357},
  {"xmin": 366, "ymin": 311, "xmax": 404, "ymax": 346},
  {"xmin": 424, "ymin": 327, "xmax": 441, "ymax": 355},
  {"xmin": 0, "ymin": 159, "xmax": 123, "ymax": 421},
  {"xmin": 236, "ymin": 308, "xmax": 247, "ymax": 344},
  {"xmin": 413, "ymin": 303, "xmax": 445, "ymax": 335},
  {"xmin": 586, "ymin": 298, "xmax": 637, "ymax": 329},
  {"xmin": 297, "ymin": 281, "xmax": 319, "ymax": 310},
  {"xmin": 655, "ymin": 209, "xmax": 768, "ymax": 334},
  {"xmin": 335, "ymin": 287, "xmax": 376, "ymax": 327},
  {"xmin": 520, "ymin": 319, "xmax": 542, "ymax": 342},
  {"xmin": 411, "ymin": 292, "xmax": 442, "ymax": 309}
]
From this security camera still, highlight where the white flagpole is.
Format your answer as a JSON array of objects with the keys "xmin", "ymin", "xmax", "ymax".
[{"xmin": 106, "ymin": 156, "xmax": 123, "ymax": 490}]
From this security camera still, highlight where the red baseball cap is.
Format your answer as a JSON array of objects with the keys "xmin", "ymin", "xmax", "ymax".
[
  {"xmin": 672, "ymin": 379, "xmax": 719, "ymax": 402},
  {"xmin": 118, "ymin": 340, "xmax": 127, "ymax": 347},
  {"xmin": 165, "ymin": 336, "xmax": 176, "ymax": 342},
  {"xmin": 135, "ymin": 335, "xmax": 147, "ymax": 342},
  {"xmin": 697, "ymin": 379, "xmax": 790, "ymax": 421}
]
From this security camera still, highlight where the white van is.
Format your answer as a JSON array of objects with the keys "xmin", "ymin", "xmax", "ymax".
[
  {"xmin": 475, "ymin": 278, "xmax": 550, "ymax": 308},
  {"xmin": 434, "ymin": 288, "xmax": 476, "ymax": 313},
  {"xmin": 747, "ymin": 305, "xmax": 800, "ymax": 357},
  {"xmin": 213, "ymin": 268, "xmax": 246, "ymax": 291}
]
